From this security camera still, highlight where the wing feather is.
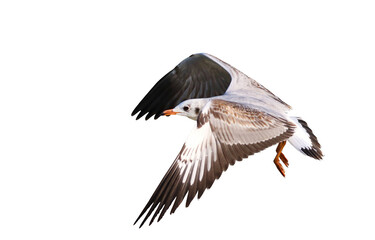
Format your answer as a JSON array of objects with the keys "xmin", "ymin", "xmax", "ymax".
[{"xmin": 132, "ymin": 54, "xmax": 232, "ymax": 120}]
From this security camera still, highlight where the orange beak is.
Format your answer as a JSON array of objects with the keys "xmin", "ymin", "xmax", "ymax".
[{"xmin": 162, "ymin": 109, "xmax": 179, "ymax": 116}]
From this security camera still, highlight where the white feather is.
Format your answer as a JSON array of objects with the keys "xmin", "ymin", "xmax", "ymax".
[{"xmin": 287, "ymin": 116, "xmax": 313, "ymax": 153}]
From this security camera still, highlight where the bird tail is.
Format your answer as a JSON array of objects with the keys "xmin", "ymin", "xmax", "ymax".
[{"xmin": 287, "ymin": 117, "xmax": 323, "ymax": 159}]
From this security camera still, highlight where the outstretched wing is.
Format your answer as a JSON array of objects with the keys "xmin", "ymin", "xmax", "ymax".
[
  {"xmin": 131, "ymin": 53, "xmax": 232, "ymax": 120},
  {"xmin": 204, "ymin": 54, "xmax": 292, "ymax": 110},
  {"xmin": 134, "ymin": 99, "xmax": 295, "ymax": 227}
]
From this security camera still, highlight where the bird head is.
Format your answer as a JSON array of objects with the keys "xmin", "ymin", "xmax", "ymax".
[{"xmin": 162, "ymin": 99, "xmax": 210, "ymax": 120}]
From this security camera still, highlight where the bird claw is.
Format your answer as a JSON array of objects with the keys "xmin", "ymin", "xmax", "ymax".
[
  {"xmin": 280, "ymin": 153, "xmax": 289, "ymax": 167},
  {"xmin": 274, "ymin": 158, "xmax": 286, "ymax": 177}
]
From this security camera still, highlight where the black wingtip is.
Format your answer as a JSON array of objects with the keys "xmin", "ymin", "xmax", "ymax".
[
  {"xmin": 145, "ymin": 111, "xmax": 157, "ymax": 120},
  {"xmin": 133, "ymin": 216, "xmax": 148, "ymax": 228},
  {"xmin": 131, "ymin": 111, "xmax": 138, "ymax": 117},
  {"xmin": 131, "ymin": 108, "xmax": 144, "ymax": 120},
  {"xmin": 133, "ymin": 206, "xmax": 149, "ymax": 228},
  {"xmin": 132, "ymin": 108, "xmax": 163, "ymax": 121},
  {"xmin": 133, "ymin": 216, "xmax": 141, "ymax": 227},
  {"xmin": 301, "ymin": 147, "xmax": 323, "ymax": 160}
]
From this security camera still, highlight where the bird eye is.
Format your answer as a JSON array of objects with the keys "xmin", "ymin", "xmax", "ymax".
[
  {"xmin": 183, "ymin": 106, "xmax": 189, "ymax": 111},
  {"xmin": 195, "ymin": 108, "xmax": 200, "ymax": 114}
]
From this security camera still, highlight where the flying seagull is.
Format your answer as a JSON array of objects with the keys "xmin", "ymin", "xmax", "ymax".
[{"xmin": 131, "ymin": 53, "xmax": 323, "ymax": 227}]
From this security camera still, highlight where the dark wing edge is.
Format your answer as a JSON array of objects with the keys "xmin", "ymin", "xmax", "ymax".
[
  {"xmin": 297, "ymin": 118, "xmax": 323, "ymax": 159},
  {"xmin": 134, "ymin": 100, "xmax": 295, "ymax": 227},
  {"xmin": 133, "ymin": 124, "xmax": 221, "ymax": 228},
  {"xmin": 131, "ymin": 53, "xmax": 232, "ymax": 120}
]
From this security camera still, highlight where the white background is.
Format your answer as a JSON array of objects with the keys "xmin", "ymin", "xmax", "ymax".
[{"xmin": 1, "ymin": 1, "xmax": 374, "ymax": 239}]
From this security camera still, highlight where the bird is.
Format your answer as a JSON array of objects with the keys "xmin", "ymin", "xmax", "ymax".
[{"xmin": 131, "ymin": 53, "xmax": 323, "ymax": 227}]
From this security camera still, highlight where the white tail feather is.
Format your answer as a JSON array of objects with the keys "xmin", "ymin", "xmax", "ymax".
[{"xmin": 288, "ymin": 116, "xmax": 323, "ymax": 159}]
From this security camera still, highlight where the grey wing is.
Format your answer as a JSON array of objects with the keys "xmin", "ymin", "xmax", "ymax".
[
  {"xmin": 134, "ymin": 99, "xmax": 295, "ymax": 227},
  {"xmin": 204, "ymin": 53, "xmax": 292, "ymax": 110},
  {"xmin": 131, "ymin": 53, "xmax": 232, "ymax": 120}
]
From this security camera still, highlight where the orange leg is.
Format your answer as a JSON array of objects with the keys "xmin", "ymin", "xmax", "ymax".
[
  {"xmin": 274, "ymin": 141, "xmax": 288, "ymax": 177},
  {"xmin": 276, "ymin": 142, "xmax": 289, "ymax": 167}
]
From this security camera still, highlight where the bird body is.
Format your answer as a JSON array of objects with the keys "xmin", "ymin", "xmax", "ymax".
[{"xmin": 131, "ymin": 53, "xmax": 323, "ymax": 227}]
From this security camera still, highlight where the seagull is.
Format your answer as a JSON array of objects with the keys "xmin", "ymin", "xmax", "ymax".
[{"xmin": 131, "ymin": 53, "xmax": 323, "ymax": 227}]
